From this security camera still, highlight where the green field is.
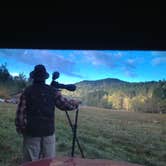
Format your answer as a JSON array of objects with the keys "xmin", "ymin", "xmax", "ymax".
[{"xmin": 0, "ymin": 103, "xmax": 166, "ymax": 166}]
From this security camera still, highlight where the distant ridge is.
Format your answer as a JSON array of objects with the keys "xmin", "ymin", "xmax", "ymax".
[
  {"xmin": 76, "ymin": 78, "xmax": 159, "ymax": 85},
  {"xmin": 76, "ymin": 78, "xmax": 128, "ymax": 85}
]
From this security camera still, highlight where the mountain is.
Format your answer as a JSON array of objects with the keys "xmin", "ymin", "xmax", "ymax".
[
  {"xmin": 77, "ymin": 78, "xmax": 128, "ymax": 84},
  {"xmin": 64, "ymin": 78, "xmax": 159, "ymax": 98},
  {"xmin": 62, "ymin": 78, "xmax": 166, "ymax": 113},
  {"xmin": 76, "ymin": 78, "xmax": 128, "ymax": 86},
  {"xmin": 74, "ymin": 78, "xmax": 130, "ymax": 93}
]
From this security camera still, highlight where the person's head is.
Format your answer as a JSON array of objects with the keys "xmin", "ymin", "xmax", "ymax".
[{"xmin": 30, "ymin": 64, "xmax": 49, "ymax": 82}]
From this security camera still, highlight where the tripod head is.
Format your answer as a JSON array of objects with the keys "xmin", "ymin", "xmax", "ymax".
[{"xmin": 51, "ymin": 71, "xmax": 76, "ymax": 91}]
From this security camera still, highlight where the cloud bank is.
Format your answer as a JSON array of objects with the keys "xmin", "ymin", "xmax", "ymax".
[
  {"xmin": 0, "ymin": 49, "xmax": 151, "ymax": 79},
  {"xmin": 0, "ymin": 49, "xmax": 83, "ymax": 78},
  {"xmin": 82, "ymin": 51, "xmax": 139, "ymax": 77},
  {"xmin": 151, "ymin": 51, "xmax": 166, "ymax": 65}
]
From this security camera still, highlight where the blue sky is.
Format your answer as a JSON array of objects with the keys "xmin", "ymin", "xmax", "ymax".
[{"xmin": 0, "ymin": 49, "xmax": 165, "ymax": 84}]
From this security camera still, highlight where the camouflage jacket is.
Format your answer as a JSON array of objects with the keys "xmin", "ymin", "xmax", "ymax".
[{"xmin": 15, "ymin": 87, "xmax": 78, "ymax": 135}]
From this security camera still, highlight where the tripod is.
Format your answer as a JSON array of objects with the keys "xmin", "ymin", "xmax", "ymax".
[
  {"xmin": 50, "ymin": 77, "xmax": 84, "ymax": 158},
  {"xmin": 65, "ymin": 108, "xmax": 85, "ymax": 158}
]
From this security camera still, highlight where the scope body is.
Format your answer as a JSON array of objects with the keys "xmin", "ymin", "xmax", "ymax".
[{"xmin": 51, "ymin": 80, "xmax": 76, "ymax": 91}]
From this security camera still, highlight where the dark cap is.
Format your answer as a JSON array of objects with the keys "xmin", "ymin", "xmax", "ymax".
[{"xmin": 30, "ymin": 64, "xmax": 49, "ymax": 81}]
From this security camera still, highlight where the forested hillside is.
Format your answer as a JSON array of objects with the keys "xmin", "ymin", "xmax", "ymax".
[{"xmin": 62, "ymin": 78, "xmax": 166, "ymax": 113}]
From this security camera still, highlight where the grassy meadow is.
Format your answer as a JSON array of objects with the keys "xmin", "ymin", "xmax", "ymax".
[{"xmin": 0, "ymin": 103, "xmax": 166, "ymax": 166}]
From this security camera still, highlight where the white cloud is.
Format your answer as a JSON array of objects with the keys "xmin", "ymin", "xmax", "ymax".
[
  {"xmin": 82, "ymin": 51, "xmax": 141, "ymax": 78},
  {"xmin": 124, "ymin": 70, "xmax": 137, "ymax": 78},
  {"xmin": 82, "ymin": 51, "xmax": 121, "ymax": 68},
  {"xmin": 152, "ymin": 57, "xmax": 166, "ymax": 65},
  {"xmin": 11, "ymin": 72, "xmax": 19, "ymax": 77},
  {"xmin": 152, "ymin": 51, "xmax": 166, "ymax": 56},
  {"xmin": 127, "ymin": 59, "xmax": 135, "ymax": 64}
]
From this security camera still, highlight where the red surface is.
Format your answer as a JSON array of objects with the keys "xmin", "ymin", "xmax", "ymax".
[{"xmin": 21, "ymin": 157, "xmax": 143, "ymax": 166}]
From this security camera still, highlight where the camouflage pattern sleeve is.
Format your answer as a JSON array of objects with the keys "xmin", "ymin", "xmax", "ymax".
[
  {"xmin": 54, "ymin": 91, "xmax": 78, "ymax": 110},
  {"xmin": 15, "ymin": 92, "xmax": 27, "ymax": 134}
]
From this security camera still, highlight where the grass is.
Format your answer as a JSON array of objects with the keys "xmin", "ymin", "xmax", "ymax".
[{"xmin": 0, "ymin": 103, "xmax": 166, "ymax": 166}]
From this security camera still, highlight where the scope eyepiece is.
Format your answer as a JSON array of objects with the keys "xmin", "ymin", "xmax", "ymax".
[{"xmin": 52, "ymin": 71, "xmax": 60, "ymax": 80}]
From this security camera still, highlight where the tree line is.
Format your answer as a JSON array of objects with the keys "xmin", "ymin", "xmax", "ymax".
[{"xmin": 0, "ymin": 63, "xmax": 28, "ymax": 98}]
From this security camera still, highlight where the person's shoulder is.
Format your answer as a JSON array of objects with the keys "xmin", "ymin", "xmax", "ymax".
[
  {"xmin": 45, "ymin": 84, "xmax": 61, "ymax": 94},
  {"xmin": 22, "ymin": 85, "xmax": 34, "ymax": 94},
  {"xmin": 44, "ymin": 84, "xmax": 55, "ymax": 91}
]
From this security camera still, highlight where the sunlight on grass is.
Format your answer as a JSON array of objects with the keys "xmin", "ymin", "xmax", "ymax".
[{"xmin": 0, "ymin": 103, "xmax": 166, "ymax": 166}]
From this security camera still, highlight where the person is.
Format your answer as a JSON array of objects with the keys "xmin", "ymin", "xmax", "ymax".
[{"xmin": 15, "ymin": 64, "xmax": 81, "ymax": 163}]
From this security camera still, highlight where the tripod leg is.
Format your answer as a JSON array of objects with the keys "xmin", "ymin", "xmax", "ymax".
[
  {"xmin": 71, "ymin": 108, "xmax": 78, "ymax": 157},
  {"xmin": 65, "ymin": 109, "xmax": 85, "ymax": 158}
]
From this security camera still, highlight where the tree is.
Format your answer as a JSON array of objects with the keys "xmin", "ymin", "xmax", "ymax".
[
  {"xmin": 152, "ymin": 81, "xmax": 166, "ymax": 113},
  {"xmin": 0, "ymin": 63, "xmax": 28, "ymax": 97},
  {"xmin": 123, "ymin": 97, "xmax": 130, "ymax": 111},
  {"xmin": 0, "ymin": 63, "xmax": 11, "ymax": 82}
]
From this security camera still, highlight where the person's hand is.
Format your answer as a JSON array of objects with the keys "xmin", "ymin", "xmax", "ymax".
[
  {"xmin": 75, "ymin": 100, "xmax": 82, "ymax": 107},
  {"xmin": 70, "ymin": 99, "xmax": 82, "ymax": 108}
]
